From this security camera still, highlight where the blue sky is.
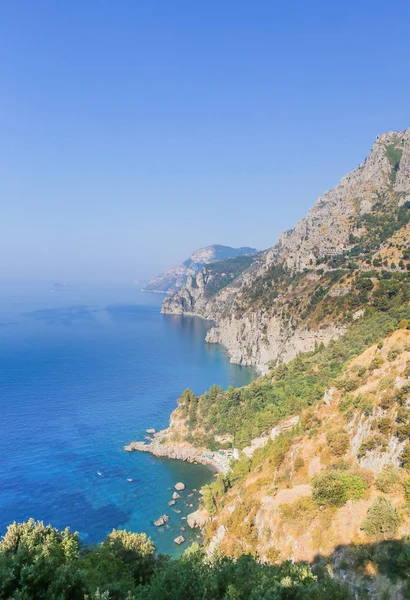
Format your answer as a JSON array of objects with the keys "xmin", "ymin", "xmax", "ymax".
[{"xmin": 1, "ymin": 1, "xmax": 410, "ymax": 283}]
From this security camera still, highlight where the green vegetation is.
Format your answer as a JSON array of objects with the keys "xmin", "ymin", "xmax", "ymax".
[
  {"xmin": 361, "ymin": 497, "xmax": 401, "ymax": 540},
  {"xmin": 0, "ymin": 519, "xmax": 352, "ymax": 600},
  {"xmin": 385, "ymin": 143, "xmax": 403, "ymax": 184},
  {"xmin": 311, "ymin": 468, "xmax": 368, "ymax": 508},
  {"xmin": 376, "ymin": 464, "xmax": 401, "ymax": 493},
  {"xmin": 0, "ymin": 519, "xmax": 155, "ymax": 600},
  {"xmin": 326, "ymin": 429, "xmax": 350, "ymax": 457},
  {"xmin": 202, "ymin": 431, "xmax": 294, "ymax": 516},
  {"xmin": 234, "ymin": 199, "xmax": 410, "ymax": 321},
  {"xmin": 177, "ymin": 300, "xmax": 410, "ymax": 450},
  {"xmin": 401, "ymin": 443, "xmax": 410, "ymax": 469},
  {"xmin": 203, "ymin": 256, "xmax": 255, "ymax": 298}
]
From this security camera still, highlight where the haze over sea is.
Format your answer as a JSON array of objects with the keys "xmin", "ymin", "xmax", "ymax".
[{"xmin": 0, "ymin": 282, "xmax": 254, "ymax": 555}]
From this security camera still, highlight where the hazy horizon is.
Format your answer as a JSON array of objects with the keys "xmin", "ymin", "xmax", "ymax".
[{"xmin": 2, "ymin": 1, "xmax": 410, "ymax": 284}]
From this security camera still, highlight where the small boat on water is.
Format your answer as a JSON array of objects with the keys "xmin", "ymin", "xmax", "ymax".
[
  {"xmin": 97, "ymin": 472, "xmax": 102, "ymax": 476},
  {"xmin": 127, "ymin": 478, "xmax": 133, "ymax": 482}
]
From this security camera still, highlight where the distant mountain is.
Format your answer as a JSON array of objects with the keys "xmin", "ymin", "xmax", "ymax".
[
  {"xmin": 144, "ymin": 245, "xmax": 258, "ymax": 293},
  {"xmin": 163, "ymin": 128, "xmax": 410, "ymax": 370}
]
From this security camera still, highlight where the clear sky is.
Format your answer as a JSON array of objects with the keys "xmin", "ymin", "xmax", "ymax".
[{"xmin": 1, "ymin": 1, "xmax": 410, "ymax": 283}]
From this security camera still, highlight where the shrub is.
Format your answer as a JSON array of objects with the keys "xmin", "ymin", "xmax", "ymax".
[
  {"xmin": 358, "ymin": 434, "xmax": 384, "ymax": 458},
  {"xmin": 404, "ymin": 478, "xmax": 410, "ymax": 503},
  {"xmin": 349, "ymin": 467, "xmax": 374, "ymax": 488},
  {"xmin": 361, "ymin": 497, "xmax": 401, "ymax": 540},
  {"xmin": 396, "ymin": 407, "xmax": 409, "ymax": 424},
  {"xmin": 396, "ymin": 422, "xmax": 410, "ymax": 441},
  {"xmin": 339, "ymin": 473, "xmax": 368, "ymax": 500},
  {"xmin": 376, "ymin": 464, "xmax": 401, "ymax": 493},
  {"xmin": 339, "ymin": 394, "xmax": 355, "ymax": 414},
  {"xmin": 104, "ymin": 529, "xmax": 155, "ymax": 582},
  {"xmin": 377, "ymin": 417, "xmax": 394, "ymax": 436},
  {"xmin": 326, "ymin": 430, "xmax": 350, "ymax": 457},
  {"xmin": 369, "ymin": 354, "xmax": 384, "ymax": 370},
  {"xmin": 400, "ymin": 443, "xmax": 410, "ymax": 470},
  {"xmin": 312, "ymin": 470, "xmax": 348, "ymax": 508},
  {"xmin": 357, "ymin": 394, "xmax": 375, "ymax": 416},
  {"xmin": 388, "ymin": 347, "xmax": 400, "ymax": 361},
  {"xmin": 294, "ymin": 454, "xmax": 305, "ymax": 471}
]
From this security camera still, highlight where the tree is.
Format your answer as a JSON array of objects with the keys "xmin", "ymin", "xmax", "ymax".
[
  {"xmin": 0, "ymin": 519, "xmax": 87, "ymax": 600},
  {"xmin": 361, "ymin": 497, "xmax": 401, "ymax": 540},
  {"xmin": 104, "ymin": 529, "xmax": 155, "ymax": 583}
]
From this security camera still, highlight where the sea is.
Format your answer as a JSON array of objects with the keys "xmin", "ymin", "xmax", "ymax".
[{"xmin": 0, "ymin": 281, "xmax": 254, "ymax": 555}]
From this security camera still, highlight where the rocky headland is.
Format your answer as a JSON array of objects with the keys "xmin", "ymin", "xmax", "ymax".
[
  {"xmin": 124, "ymin": 428, "xmax": 229, "ymax": 473},
  {"xmin": 143, "ymin": 244, "xmax": 257, "ymax": 294},
  {"xmin": 162, "ymin": 129, "xmax": 410, "ymax": 373}
]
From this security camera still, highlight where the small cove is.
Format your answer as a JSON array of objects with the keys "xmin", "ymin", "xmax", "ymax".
[{"xmin": 0, "ymin": 282, "xmax": 255, "ymax": 555}]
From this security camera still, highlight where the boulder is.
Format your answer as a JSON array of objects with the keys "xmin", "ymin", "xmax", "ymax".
[
  {"xmin": 174, "ymin": 535, "xmax": 185, "ymax": 545},
  {"xmin": 146, "ymin": 428, "xmax": 156, "ymax": 434},
  {"xmin": 154, "ymin": 515, "xmax": 169, "ymax": 527},
  {"xmin": 168, "ymin": 500, "xmax": 176, "ymax": 506},
  {"xmin": 175, "ymin": 482, "xmax": 185, "ymax": 491},
  {"xmin": 187, "ymin": 509, "xmax": 208, "ymax": 529},
  {"xmin": 172, "ymin": 492, "xmax": 180, "ymax": 499}
]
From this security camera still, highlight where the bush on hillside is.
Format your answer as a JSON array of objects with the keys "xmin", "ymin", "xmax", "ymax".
[
  {"xmin": 400, "ymin": 443, "xmax": 410, "ymax": 470},
  {"xmin": 312, "ymin": 469, "xmax": 369, "ymax": 507},
  {"xmin": 326, "ymin": 429, "xmax": 350, "ymax": 457},
  {"xmin": 376, "ymin": 464, "xmax": 401, "ymax": 493},
  {"xmin": 312, "ymin": 470, "xmax": 349, "ymax": 508},
  {"xmin": 361, "ymin": 497, "xmax": 401, "ymax": 540},
  {"xmin": 404, "ymin": 478, "xmax": 410, "ymax": 504},
  {"xmin": 339, "ymin": 473, "xmax": 368, "ymax": 501}
]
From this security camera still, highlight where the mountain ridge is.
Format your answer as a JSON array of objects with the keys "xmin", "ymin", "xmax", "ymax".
[
  {"xmin": 143, "ymin": 244, "xmax": 257, "ymax": 294},
  {"xmin": 162, "ymin": 129, "xmax": 410, "ymax": 371}
]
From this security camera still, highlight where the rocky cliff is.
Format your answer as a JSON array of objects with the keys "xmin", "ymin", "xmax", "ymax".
[
  {"xmin": 144, "ymin": 244, "xmax": 257, "ymax": 293},
  {"xmin": 162, "ymin": 129, "xmax": 410, "ymax": 371}
]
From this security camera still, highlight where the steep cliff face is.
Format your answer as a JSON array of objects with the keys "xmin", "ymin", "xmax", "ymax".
[
  {"xmin": 162, "ymin": 129, "xmax": 410, "ymax": 370},
  {"xmin": 144, "ymin": 244, "xmax": 257, "ymax": 293}
]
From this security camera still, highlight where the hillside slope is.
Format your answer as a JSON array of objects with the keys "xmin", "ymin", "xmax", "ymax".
[
  {"xmin": 198, "ymin": 327, "xmax": 410, "ymax": 598},
  {"xmin": 144, "ymin": 244, "xmax": 257, "ymax": 293},
  {"xmin": 162, "ymin": 129, "xmax": 410, "ymax": 372},
  {"xmin": 155, "ymin": 313, "xmax": 410, "ymax": 598}
]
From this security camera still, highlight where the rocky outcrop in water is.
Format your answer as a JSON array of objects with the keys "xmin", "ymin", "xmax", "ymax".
[{"xmin": 124, "ymin": 429, "xmax": 225, "ymax": 472}]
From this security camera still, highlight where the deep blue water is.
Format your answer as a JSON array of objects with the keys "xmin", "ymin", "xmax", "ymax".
[{"xmin": 0, "ymin": 282, "xmax": 254, "ymax": 555}]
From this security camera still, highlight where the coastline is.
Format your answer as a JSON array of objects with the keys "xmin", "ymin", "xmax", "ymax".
[
  {"xmin": 160, "ymin": 309, "xmax": 267, "ymax": 375},
  {"xmin": 124, "ymin": 428, "xmax": 230, "ymax": 474}
]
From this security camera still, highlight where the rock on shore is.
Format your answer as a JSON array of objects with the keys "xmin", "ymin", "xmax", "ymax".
[
  {"xmin": 154, "ymin": 515, "xmax": 169, "ymax": 527},
  {"xmin": 124, "ymin": 428, "xmax": 225, "ymax": 472},
  {"xmin": 187, "ymin": 508, "xmax": 208, "ymax": 529},
  {"xmin": 174, "ymin": 535, "xmax": 185, "ymax": 545}
]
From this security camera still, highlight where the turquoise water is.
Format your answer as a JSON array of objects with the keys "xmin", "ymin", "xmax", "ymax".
[{"xmin": 0, "ymin": 282, "xmax": 254, "ymax": 555}]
